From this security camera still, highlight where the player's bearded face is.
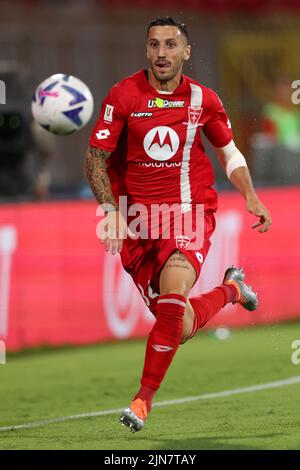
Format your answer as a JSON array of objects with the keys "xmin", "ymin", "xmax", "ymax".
[{"xmin": 147, "ymin": 26, "xmax": 191, "ymax": 83}]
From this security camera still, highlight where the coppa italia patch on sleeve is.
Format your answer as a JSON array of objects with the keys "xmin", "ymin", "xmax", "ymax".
[{"xmin": 104, "ymin": 104, "xmax": 114, "ymax": 122}]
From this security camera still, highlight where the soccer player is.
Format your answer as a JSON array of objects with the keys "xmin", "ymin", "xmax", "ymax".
[{"xmin": 85, "ymin": 16, "xmax": 272, "ymax": 432}]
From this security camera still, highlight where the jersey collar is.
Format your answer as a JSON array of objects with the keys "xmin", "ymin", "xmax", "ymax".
[{"xmin": 140, "ymin": 69, "xmax": 188, "ymax": 96}]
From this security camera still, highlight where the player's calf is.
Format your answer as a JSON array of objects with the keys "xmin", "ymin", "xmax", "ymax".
[{"xmin": 120, "ymin": 293, "xmax": 186, "ymax": 432}]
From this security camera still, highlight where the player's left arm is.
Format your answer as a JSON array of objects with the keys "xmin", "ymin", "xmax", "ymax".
[
  {"xmin": 213, "ymin": 141, "xmax": 272, "ymax": 233},
  {"xmin": 203, "ymin": 89, "xmax": 271, "ymax": 233}
]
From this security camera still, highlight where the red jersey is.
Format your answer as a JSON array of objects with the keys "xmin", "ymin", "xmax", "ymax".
[{"xmin": 89, "ymin": 70, "xmax": 233, "ymax": 212}]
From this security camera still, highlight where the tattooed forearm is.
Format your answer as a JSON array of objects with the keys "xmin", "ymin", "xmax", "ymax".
[{"xmin": 84, "ymin": 145, "xmax": 118, "ymax": 210}]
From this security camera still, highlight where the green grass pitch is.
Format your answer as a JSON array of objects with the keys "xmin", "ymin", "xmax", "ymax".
[{"xmin": 0, "ymin": 322, "xmax": 300, "ymax": 450}]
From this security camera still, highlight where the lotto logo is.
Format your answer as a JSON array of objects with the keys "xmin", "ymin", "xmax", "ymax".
[
  {"xmin": 196, "ymin": 251, "xmax": 204, "ymax": 264},
  {"xmin": 96, "ymin": 129, "xmax": 110, "ymax": 140}
]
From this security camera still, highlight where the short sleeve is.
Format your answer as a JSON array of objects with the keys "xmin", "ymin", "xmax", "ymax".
[
  {"xmin": 203, "ymin": 90, "xmax": 233, "ymax": 147},
  {"xmin": 89, "ymin": 85, "xmax": 127, "ymax": 152}
]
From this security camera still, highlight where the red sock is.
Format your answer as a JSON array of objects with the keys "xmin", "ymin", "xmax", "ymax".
[
  {"xmin": 135, "ymin": 293, "xmax": 186, "ymax": 411},
  {"xmin": 134, "ymin": 385, "xmax": 156, "ymax": 412},
  {"xmin": 188, "ymin": 285, "xmax": 237, "ymax": 339}
]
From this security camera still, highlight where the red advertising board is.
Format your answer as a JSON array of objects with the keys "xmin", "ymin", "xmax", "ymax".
[{"xmin": 0, "ymin": 187, "xmax": 299, "ymax": 351}]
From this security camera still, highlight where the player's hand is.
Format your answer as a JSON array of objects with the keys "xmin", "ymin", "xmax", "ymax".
[
  {"xmin": 246, "ymin": 196, "xmax": 272, "ymax": 233},
  {"xmin": 99, "ymin": 210, "xmax": 136, "ymax": 254}
]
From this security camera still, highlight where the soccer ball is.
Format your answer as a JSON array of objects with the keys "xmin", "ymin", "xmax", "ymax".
[{"xmin": 31, "ymin": 73, "xmax": 94, "ymax": 135}]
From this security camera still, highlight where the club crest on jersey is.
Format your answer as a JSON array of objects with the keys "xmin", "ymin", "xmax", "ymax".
[
  {"xmin": 148, "ymin": 97, "xmax": 185, "ymax": 109},
  {"xmin": 104, "ymin": 104, "xmax": 114, "ymax": 123},
  {"xmin": 188, "ymin": 106, "xmax": 203, "ymax": 125},
  {"xmin": 182, "ymin": 105, "xmax": 203, "ymax": 127},
  {"xmin": 176, "ymin": 235, "xmax": 191, "ymax": 249}
]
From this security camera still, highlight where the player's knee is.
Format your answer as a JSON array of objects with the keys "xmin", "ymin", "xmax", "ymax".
[
  {"xmin": 179, "ymin": 324, "xmax": 192, "ymax": 344},
  {"xmin": 160, "ymin": 277, "xmax": 192, "ymax": 297},
  {"xmin": 180, "ymin": 334, "xmax": 189, "ymax": 345}
]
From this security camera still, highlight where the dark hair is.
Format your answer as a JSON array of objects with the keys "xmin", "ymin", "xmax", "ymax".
[{"xmin": 147, "ymin": 16, "xmax": 189, "ymax": 42}]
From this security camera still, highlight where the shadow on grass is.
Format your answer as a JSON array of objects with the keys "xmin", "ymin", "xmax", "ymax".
[{"xmin": 144, "ymin": 433, "xmax": 286, "ymax": 450}]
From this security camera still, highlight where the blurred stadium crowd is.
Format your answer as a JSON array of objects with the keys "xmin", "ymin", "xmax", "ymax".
[{"xmin": 0, "ymin": 0, "xmax": 299, "ymax": 201}]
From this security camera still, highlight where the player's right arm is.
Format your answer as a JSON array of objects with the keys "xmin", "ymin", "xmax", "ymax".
[
  {"xmin": 84, "ymin": 145, "xmax": 117, "ymax": 210},
  {"xmin": 85, "ymin": 145, "xmax": 126, "ymax": 254},
  {"xmin": 85, "ymin": 145, "xmax": 133, "ymax": 254},
  {"xmin": 85, "ymin": 83, "xmax": 133, "ymax": 254}
]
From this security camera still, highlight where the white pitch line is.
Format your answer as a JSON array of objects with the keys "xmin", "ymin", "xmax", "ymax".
[{"xmin": 0, "ymin": 375, "xmax": 299, "ymax": 433}]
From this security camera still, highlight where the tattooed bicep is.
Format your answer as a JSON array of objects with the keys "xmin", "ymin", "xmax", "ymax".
[{"xmin": 87, "ymin": 145, "xmax": 111, "ymax": 161}]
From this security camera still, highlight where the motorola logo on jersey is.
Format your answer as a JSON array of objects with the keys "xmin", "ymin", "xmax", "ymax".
[
  {"xmin": 132, "ymin": 161, "xmax": 181, "ymax": 168},
  {"xmin": 143, "ymin": 126, "xmax": 180, "ymax": 161}
]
